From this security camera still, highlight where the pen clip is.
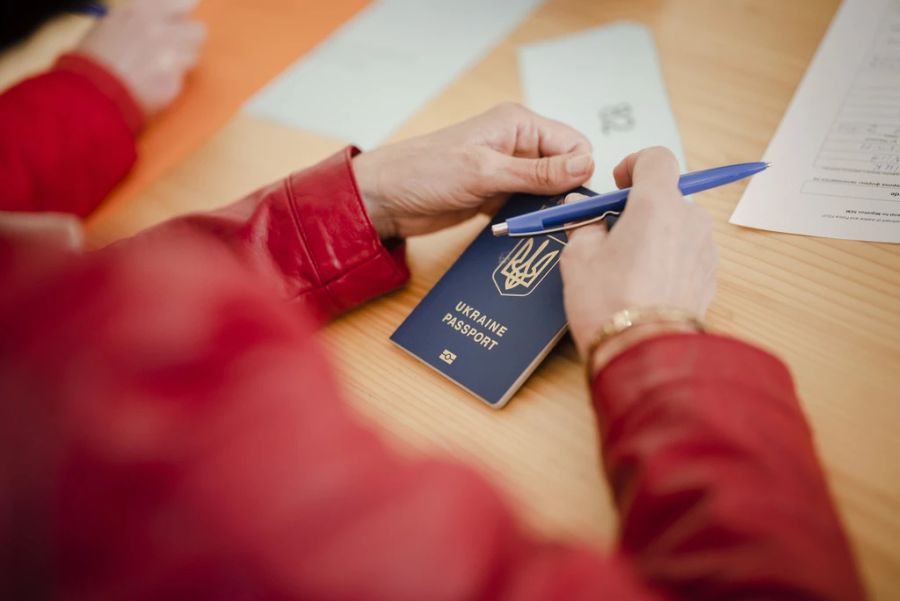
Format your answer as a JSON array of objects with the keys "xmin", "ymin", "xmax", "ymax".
[{"xmin": 508, "ymin": 210, "xmax": 621, "ymax": 237}]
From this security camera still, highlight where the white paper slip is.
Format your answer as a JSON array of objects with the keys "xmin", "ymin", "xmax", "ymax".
[
  {"xmin": 245, "ymin": 0, "xmax": 543, "ymax": 149},
  {"xmin": 518, "ymin": 22, "xmax": 686, "ymax": 191},
  {"xmin": 730, "ymin": 0, "xmax": 900, "ymax": 243}
]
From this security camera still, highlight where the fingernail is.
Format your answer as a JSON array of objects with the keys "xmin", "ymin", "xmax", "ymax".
[{"xmin": 566, "ymin": 154, "xmax": 593, "ymax": 176}]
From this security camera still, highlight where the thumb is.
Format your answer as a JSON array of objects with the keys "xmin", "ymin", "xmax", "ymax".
[
  {"xmin": 562, "ymin": 193, "xmax": 608, "ymax": 246},
  {"xmin": 492, "ymin": 152, "xmax": 594, "ymax": 195}
]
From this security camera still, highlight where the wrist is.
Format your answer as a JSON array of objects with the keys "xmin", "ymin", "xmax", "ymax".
[
  {"xmin": 589, "ymin": 321, "xmax": 700, "ymax": 375},
  {"xmin": 584, "ymin": 306, "xmax": 706, "ymax": 377},
  {"xmin": 351, "ymin": 151, "xmax": 396, "ymax": 239}
]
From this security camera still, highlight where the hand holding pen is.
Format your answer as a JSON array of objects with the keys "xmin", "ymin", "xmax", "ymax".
[
  {"xmin": 559, "ymin": 147, "xmax": 720, "ymax": 369},
  {"xmin": 493, "ymin": 160, "xmax": 768, "ymax": 237}
]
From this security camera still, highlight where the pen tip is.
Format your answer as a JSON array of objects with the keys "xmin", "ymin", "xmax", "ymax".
[
  {"xmin": 491, "ymin": 223, "xmax": 509, "ymax": 237},
  {"xmin": 765, "ymin": 162, "xmax": 773, "ymax": 168}
]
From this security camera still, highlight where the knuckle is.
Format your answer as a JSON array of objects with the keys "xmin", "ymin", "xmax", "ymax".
[
  {"xmin": 636, "ymin": 146, "xmax": 680, "ymax": 176},
  {"xmin": 642, "ymin": 145, "xmax": 678, "ymax": 164},
  {"xmin": 532, "ymin": 158, "xmax": 553, "ymax": 186}
]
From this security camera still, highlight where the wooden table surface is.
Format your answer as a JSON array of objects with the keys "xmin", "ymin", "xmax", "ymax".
[{"xmin": 3, "ymin": 1, "xmax": 899, "ymax": 598}]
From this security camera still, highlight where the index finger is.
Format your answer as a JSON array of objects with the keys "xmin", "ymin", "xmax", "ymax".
[
  {"xmin": 616, "ymin": 147, "xmax": 681, "ymax": 208},
  {"xmin": 531, "ymin": 112, "xmax": 592, "ymax": 157},
  {"xmin": 562, "ymin": 193, "xmax": 608, "ymax": 246},
  {"xmin": 612, "ymin": 152, "xmax": 640, "ymax": 189},
  {"xmin": 500, "ymin": 104, "xmax": 592, "ymax": 158}
]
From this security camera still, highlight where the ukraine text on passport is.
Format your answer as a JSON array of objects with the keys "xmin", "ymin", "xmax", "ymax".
[{"xmin": 442, "ymin": 302, "xmax": 509, "ymax": 351}]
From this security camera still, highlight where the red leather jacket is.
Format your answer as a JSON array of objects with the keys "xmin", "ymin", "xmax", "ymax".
[
  {"xmin": 0, "ymin": 62, "xmax": 865, "ymax": 600},
  {"xmin": 0, "ymin": 53, "xmax": 142, "ymax": 216}
]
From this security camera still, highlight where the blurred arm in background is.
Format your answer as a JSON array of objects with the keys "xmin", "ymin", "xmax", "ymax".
[{"xmin": 0, "ymin": 0, "xmax": 204, "ymax": 216}]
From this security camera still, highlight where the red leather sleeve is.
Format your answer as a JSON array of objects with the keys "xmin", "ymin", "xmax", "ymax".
[
  {"xmin": 54, "ymin": 53, "xmax": 145, "ymax": 135},
  {"xmin": 129, "ymin": 146, "xmax": 409, "ymax": 323},
  {"xmin": 0, "ymin": 55, "xmax": 139, "ymax": 216},
  {"xmin": 0, "ymin": 226, "xmax": 863, "ymax": 599},
  {"xmin": 594, "ymin": 334, "xmax": 865, "ymax": 600}
]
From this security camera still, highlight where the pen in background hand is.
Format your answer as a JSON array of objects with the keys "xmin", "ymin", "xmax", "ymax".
[
  {"xmin": 492, "ymin": 161, "xmax": 771, "ymax": 237},
  {"xmin": 73, "ymin": 2, "xmax": 108, "ymax": 17}
]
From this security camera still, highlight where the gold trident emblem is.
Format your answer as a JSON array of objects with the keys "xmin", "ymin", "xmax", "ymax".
[{"xmin": 492, "ymin": 237, "xmax": 562, "ymax": 296}]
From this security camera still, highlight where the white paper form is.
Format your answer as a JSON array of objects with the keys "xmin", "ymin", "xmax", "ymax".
[
  {"xmin": 518, "ymin": 23, "xmax": 686, "ymax": 192},
  {"xmin": 731, "ymin": 0, "xmax": 900, "ymax": 243},
  {"xmin": 245, "ymin": 0, "xmax": 542, "ymax": 149}
]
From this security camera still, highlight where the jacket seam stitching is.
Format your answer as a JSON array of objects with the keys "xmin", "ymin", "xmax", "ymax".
[
  {"xmin": 291, "ymin": 248, "xmax": 388, "ymax": 303},
  {"xmin": 283, "ymin": 176, "xmax": 342, "ymax": 314}
]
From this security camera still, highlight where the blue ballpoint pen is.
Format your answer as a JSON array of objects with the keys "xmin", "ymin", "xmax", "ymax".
[
  {"xmin": 73, "ymin": 2, "xmax": 108, "ymax": 17},
  {"xmin": 491, "ymin": 161, "xmax": 770, "ymax": 237}
]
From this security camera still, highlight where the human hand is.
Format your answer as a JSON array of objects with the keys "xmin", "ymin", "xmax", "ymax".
[
  {"xmin": 351, "ymin": 102, "xmax": 594, "ymax": 239},
  {"xmin": 76, "ymin": 0, "xmax": 206, "ymax": 116},
  {"xmin": 560, "ymin": 147, "xmax": 717, "ymax": 368}
]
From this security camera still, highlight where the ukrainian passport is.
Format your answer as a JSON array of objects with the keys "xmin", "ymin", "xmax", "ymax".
[{"xmin": 391, "ymin": 188, "xmax": 593, "ymax": 408}]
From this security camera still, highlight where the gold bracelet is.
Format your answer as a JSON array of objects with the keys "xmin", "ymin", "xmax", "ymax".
[{"xmin": 585, "ymin": 306, "xmax": 706, "ymax": 379}]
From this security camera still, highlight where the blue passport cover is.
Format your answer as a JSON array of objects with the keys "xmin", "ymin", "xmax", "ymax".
[{"xmin": 391, "ymin": 188, "xmax": 593, "ymax": 408}]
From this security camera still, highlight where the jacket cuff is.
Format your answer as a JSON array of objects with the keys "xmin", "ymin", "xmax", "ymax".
[
  {"xmin": 285, "ymin": 146, "xmax": 410, "ymax": 318},
  {"xmin": 54, "ymin": 53, "xmax": 144, "ymax": 135},
  {"xmin": 591, "ymin": 333, "xmax": 798, "ymax": 425}
]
